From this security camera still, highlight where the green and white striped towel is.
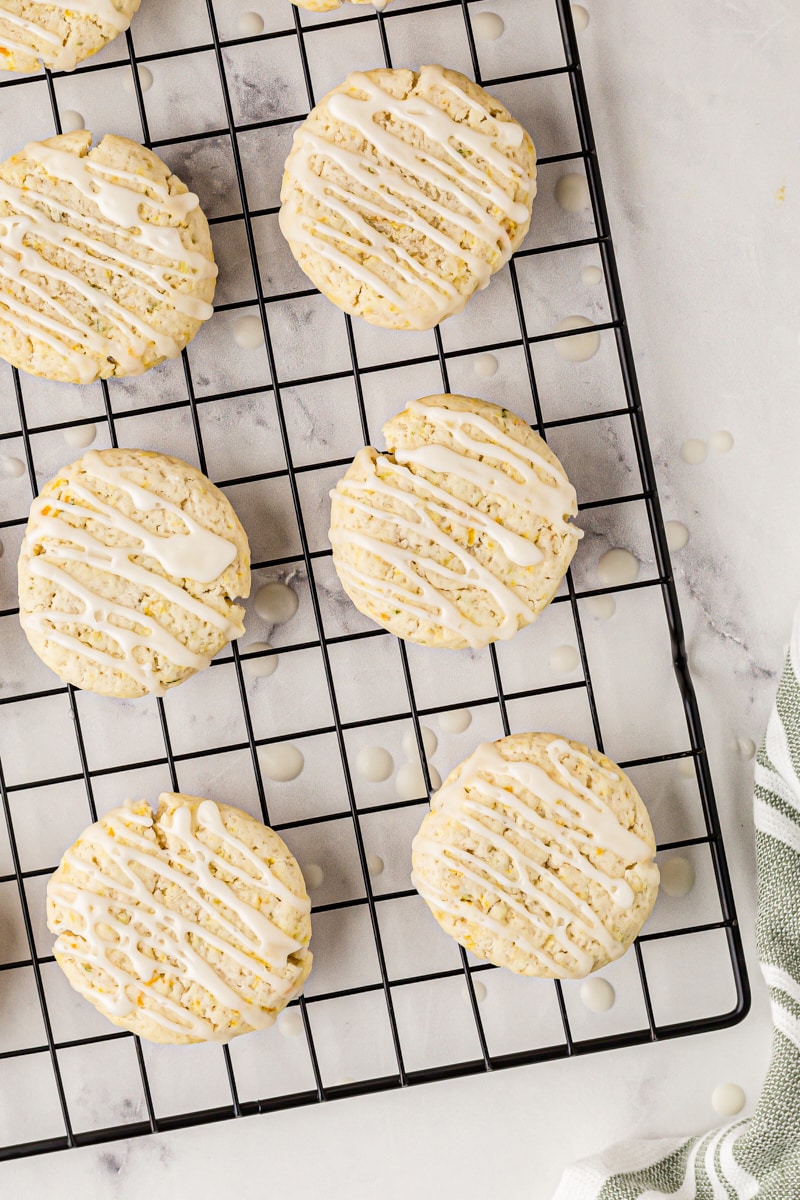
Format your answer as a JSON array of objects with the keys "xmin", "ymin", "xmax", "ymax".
[{"xmin": 555, "ymin": 616, "xmax": 800, "ymax": 1199}]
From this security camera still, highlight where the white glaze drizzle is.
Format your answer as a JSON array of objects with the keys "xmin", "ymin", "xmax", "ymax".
[
  {"xmin": 330, "ymin": 401, "xmax": 580, "ymax": 648},
  {"xmin": 412, "ymin": 739, "xmax": 657, "ymax": 977},
  {"xmin": 49, "ymin": 797, "xmax": 311, "ymax": 1041},
  {"xmin": 0, "ymin": 6, "xmax": 75, "ymax": 70},
  {"xmin": 279, "ymin": 65, "xmax": 534, "ymax": 328},
  {"xmin": 401, "ymin": 401, "xmax": 578, "ymax": 535},
  {"xmin": 32, "ymin": 0, "xmax": 131, "ymax": 30},
  {"xmin": 0, "ymin": 8, "xmax": 62, "ymax": 49},
  {"xmin": 20, "ymin": 451, "xmax": 242, "ymax": 695},
  {"xmin": 0, "ymin": 1, "xmax": 133, "ymax": 71},
  {"xmin": 0, "ymin": 140, "xmax": 216, "ymax": 382}
]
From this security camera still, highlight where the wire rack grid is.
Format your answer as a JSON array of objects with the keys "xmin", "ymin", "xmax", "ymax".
[{"xmin": 0, "ymin": 0, "xmax": 748, "ymax": 1162}]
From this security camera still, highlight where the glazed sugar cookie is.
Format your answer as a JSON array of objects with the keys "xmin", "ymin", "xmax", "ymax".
[
  {"xmin": 329, "ymin": 394, "xmax": 581, "ymax": 649},
  {"xmin": 412, "ymin": 734, "xmax": 659, "ymax": 978},
  {"xmin": 47, "ymin": 793, "xmax": 313, "ymax": 1044},
  {"xmin": 279, "ymin": 65, "xmax": 536, "ymax": 330},
  {"xmin": 18, "ymin": 448, "xmax": 250, "ymax": 698},
  {"xmin": 0, "ymin": 131, "xmax": 217, "ymax": 383},
  {"xmin": 0, "ymin": 0, "xmax": 140, "ymax": 73}
]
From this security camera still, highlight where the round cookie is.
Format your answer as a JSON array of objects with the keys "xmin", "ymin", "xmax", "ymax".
[
  {"xmin": 0, "ymin": 0, "xmax": 140, "ymax": 73},
  {"xmin": 279, "ymin": 64, "xmax": 536, "ymax": 330},
  {"xmin": 0, "ymin": 130, "xmax": 217, "ymax": 383},
  {"xmin": 47, "ymin": 793, "xmax": 313, "ymax": 1044},
  {"xmin": 411, "ymin": 733, "xmax": 660, "ymax": 978},
  {"xmin": 329, "ymin": 394, "xmax": 581, "ymax": 649},
  {"xmin": 18, "ymin": 448, "xmax": 251, "ymax": 698}
]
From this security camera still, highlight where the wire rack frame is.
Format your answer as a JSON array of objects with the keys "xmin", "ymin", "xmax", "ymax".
[{"xmin": 0, "ymin": 0, "xmax": 749, "ymax": 1161}]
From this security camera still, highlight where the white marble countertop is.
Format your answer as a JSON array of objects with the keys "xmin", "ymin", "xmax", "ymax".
[{"xmin": 2, "ymin": 0, "xmax": 799, "ymax": 1195}]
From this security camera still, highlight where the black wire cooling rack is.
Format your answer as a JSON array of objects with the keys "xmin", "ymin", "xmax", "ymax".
[{"xmin": 0, "ymin": 0, "xmax": 749, "ymax": 1162}]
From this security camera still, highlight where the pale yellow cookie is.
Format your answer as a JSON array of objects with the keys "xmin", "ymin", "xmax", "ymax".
[
  {"xmin": 279, "ymin": 64, "xmax": 536, "ymax": 330},
  {"xmin": 329, "ymin": 394, "xmax": 581, "ymax": 649},
  {"xmin": 47, "ymin": 793, "xmax": 313, "ymax": 1045},
  {"xmin": 18, "ymin": 448, "xmax": 251, "ymax": 698},
  {"xmin": 411, "ymin": 733, "xmax": 660, "ymax": 979},
  {"xmin": 0, "ymin": 130, "xmax": 217, "ymax": 383},
  {"xmin": 0, "ymin": 0, "xmax": 141, "ymax": 73}
]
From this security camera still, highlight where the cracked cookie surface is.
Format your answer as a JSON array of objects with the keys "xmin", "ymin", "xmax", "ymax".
[
  {"xmin": 0, "ymin": 0, "xmax": 141, "ymax": 73},
  {"xmin": 18, "ymin": 447, "xmax": 250, "ymax": 697},
  {"xmin": 47, "ymin": 793, "xmax": 313, "ymax": 1044},
  {"xmin": 0, "ymin": 131, "xmax": 216, "ymax": 382},
  {"xmin": 279, "ymin": 65, "xmax": 536, "ymax": 330}
]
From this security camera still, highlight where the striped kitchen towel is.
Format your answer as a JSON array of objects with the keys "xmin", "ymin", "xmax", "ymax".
[{"xmin": 555, "ymin": 611, "xmax": 800, "ymax": 1198}]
